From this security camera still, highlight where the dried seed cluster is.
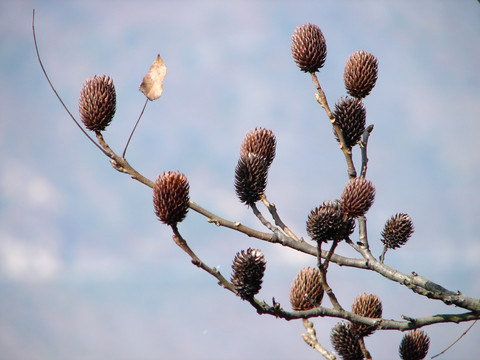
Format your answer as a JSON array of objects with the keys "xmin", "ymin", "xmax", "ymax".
[
  {"xmin": 289, "ymin": 267, "xmax": 324, "ymax": 311},
  {"xmin": 333, "ymin": 97, "xmax": 366, "ymax": 149},
  {"xmin": 231, "ymin": 248, "xmax": 266, "ymax": 300},
  {"xmin": 381, "ymin": 213, "xmax": 414, "ymax": 249},
  {"xmin": 291, "ymin": 23, "xmax": 327, "ymax": 73},
  {"xmin": 235, "ymin": 128, "xmax": 276, "ymax": 205},
  {"xmin": 306, "ymin": 200, "xmax": 355, "ymax": 243},
  {"xmin": 351, "ymin": 294, "xmax": 383, "ymax": 337},
  {"xmin": 331, "ymin": 322, "xmax": 365, "ymax": 360},
  {"xmin": 153, "ymin": 171, "xmax": 190, "ymax": 226},
  {"xmin": 399, "ymin": 330, "xmax": 430, "ymax": 360},
  {"xmin": 344, "ymin": 50, "xmax": 378, "ymax": 99},
  {"xmin": 341, "ymin": 178, "xmax": 376, "ymax": 218},
  {"xmin": 240, "ymin": 128, "xmax": 276, "ymax": 168},
  {"xmin": 79, "ymin": 75, "xmax": 116, "ymax": 132}
]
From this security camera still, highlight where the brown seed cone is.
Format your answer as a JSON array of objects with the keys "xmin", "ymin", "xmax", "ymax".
[
  {"xmin": 231, "ymin": 248, "xmax": 266, "ymax": 300},
  {"xmin": 351, "ymin": 294, "xmax": 383, "ymax": 337},
  {"xmin": 399, "ymin": 330, "xmax": 430, "ymax": 360},
  {"xmin": 289, "ymin": 267, "xmax": 324, "ymax": 311},
  {"xmin": 79, "ymin": 75, "xmax": 116, "ymax": 132},
  {"xmin": 306, "ymin": 200, "xmax": 355, "ymax": 243},
  {"xmin": 240, "ymin": 128, "xmax": 276, "ymax": 168},
  {"xmin": 333, "ymin": 97, "xmax": 366, "ymax": 148},
  {"xmin": 381, "ymin": 213, "xmax": 415, "ymax": 249},
  {"xmin": 344, "ymin": 50, "xmax": 378, "ymax": 99},
  {"xmin": 341, "ymin": 178, "xmax": 375, "ymax": 218},
  {"xmin": 234, "ymin": 152, "xmax": 268, "ymax": 205},
  {"xmin": 153, "ymin": 172, "xmax": 190, "ymax": 226},
  {"xmin": 331, "ymin": 322, "xmax": 364, "ymax": 360},
  {"xmin": 291, "ymin": 23, "xmax": 327, "ymax": 73}
]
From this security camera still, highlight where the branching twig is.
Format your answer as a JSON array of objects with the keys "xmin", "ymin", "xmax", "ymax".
[
  {"xmin": 122, "ymin": 98, "xmax": 149, "ymax": 158},
  {"xmin": 310, "ymin": 72, "xmax": 356, "ymax": 179},
  {"xmin": 360, "ymin": 124, "xmax": 374, "ymax": 179},
  {"xmin": 261, "ymin": 195, "xmax": 301, "ymax": 241},
  {"xmin": 302, "ymin": 319, "xmax": 337, "ymax": 360}
]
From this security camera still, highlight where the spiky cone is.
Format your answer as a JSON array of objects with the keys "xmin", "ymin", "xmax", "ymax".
[
  {"xmin": 331, "ymin": 322, "xmax": 364, "ymax": 360},
  {"xmin": 240, "ymin": 128, "xmax": 276, "ymax": 168},
  {"xmin": 341, "ymin": 178, "xmax": 375, "ymax": 218},
  {"xmin": 291, "ymin": 23, "xmax": 327, "ymax": 73},
  {"xmin": 381, "ymin": 213, "xmax": 414, "ymax": 250},
  {"xmin": 399, "ymin": 330, "xmax": 430, "ymax": 360},
  {"xmin": 333, "ymin": 97, "xmax": 366, "ymax": 148},
  {"xmin": 351, "ymin": 294, "xmax": 382, "ymax": 337},
  {"xmin": 79, "ymin": 75, "xmax": 116, "ymax": 132},
  {"xmin": 234, "ymin": 152, "xmax": 269, "ymax": 205},
  {"xmin": 306, "ymin": 200, "xmax": 355, "ymax": 243},
  {"xmin": 344, "ymin": 50, "xmax": 378, "ymax": 99},
  {"xmin": 290, "ymin": 267, "xmax": 324, "ymax": 311},
  {"xmin": 231, "ymin": 248, "xmax": 266, "ymax": 300},
  {"xmin": 153, "ymin": 172, "xmax": 190, "ymax": 226}
]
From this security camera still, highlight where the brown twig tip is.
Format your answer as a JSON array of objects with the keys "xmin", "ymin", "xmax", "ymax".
[
  {"xmin": 344, "ymin": 50, "xmax": 378, "ymax": 99},
  {"xmin": 399, "ymin": 329, "xmax": 430, "ymax": 360},
  {"xmin": 290, "ymin": 267, "xmax": 324, "ymax": 311},
  {"xmin": 306, "ymin": 200, "xmax": 355, "ymax": 243},
  {"xmin": 331, "ymin": 321, "xmax": 365, "ymax": 360},
  {"xmin": 240, "ymin": 128, "xmax": 276, "ymax": 168},
  {"xmin": 234, "ymin": 152, "xmax": 269, "ymax": 205},
  {"xmin": 333, "ymin": 97, "xmax": 367, "ymax": 149},
  {"xmin": 79, "ymin": 75, "xmax": 116, "ymax": 132},
  {"xmin": 153, "ymin": 172, "xmax": 190, "ymax": 226},
  {"xmin": 291, "ymin": 23, "xmax": 327, "ymax": 73},
  {"xmin": 231, "ymin": 248, "xmax": 266, "ymax": 300},
  {"xmin": 381, "ymin": 213, "xmax": 415, "ymax": 250},
  {"xmin": 351, "ymin": 294, "xmax": 383, "ymax": 337},
  {"xmin": 341, "ymin": 178, "xmax": 376, "ymax": 218}
]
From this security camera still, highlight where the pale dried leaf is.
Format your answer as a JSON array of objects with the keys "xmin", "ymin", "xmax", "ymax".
[{"xmin": 139, "ymin": 54, "xmax": 167, "ymax": 101}]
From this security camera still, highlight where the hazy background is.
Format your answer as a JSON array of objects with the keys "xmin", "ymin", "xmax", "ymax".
[{"xmin": 1, "ymin": 1, "xmax": 479, "ymax": 359}]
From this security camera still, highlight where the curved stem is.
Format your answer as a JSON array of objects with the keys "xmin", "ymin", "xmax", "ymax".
[{"xmin": 32, "ymin": 9, "xmax": 107, "ymax": 156}]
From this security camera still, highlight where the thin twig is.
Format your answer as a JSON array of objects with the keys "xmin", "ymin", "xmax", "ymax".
[
  {"xmin": 32, "ymin": 9, "xmax": 107, "ymax": 156},
  {"xmin": 122, "ymin": 98, "xmax": 149, "ymax": 158},
  {"xmin": 360, "ymin": 124, "xmax": 374, "ymax": 179},
  {"xmin": 251, "ymin": 202, "xmax": 281, "ymax": 234},
  {"xmin": 301, "ymin": 319, "xmax": 337, "ymax": 360},
  {"xmin": 310, "ymin": 72, "xmax": 356, "ymax": 179},
  {"xmin": 261, "ymin": 195, "xmax": 300, "ymax": 241},
  {"xmin": 171, "ymin": 224, "xmax": 235, "ymax": 293},
  {"xmin": 431, "ymin": 320, "xmax": 477, "ymax": 359}
]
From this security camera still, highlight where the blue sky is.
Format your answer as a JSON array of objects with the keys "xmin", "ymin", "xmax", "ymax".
[{"xmin": 1, "ymin": 1, "xmax": 479, "ymax": 359}]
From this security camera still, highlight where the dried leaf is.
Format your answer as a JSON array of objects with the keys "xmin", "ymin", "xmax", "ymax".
[{"xmin": 139, "ymin": 54, "xmax": 166, "ymax": 101}]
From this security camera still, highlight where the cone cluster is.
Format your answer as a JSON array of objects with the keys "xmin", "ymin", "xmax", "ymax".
[
  {"xmin": 153, "ymin": 172, "xmax": 190, "ymax": 226},
  {"xmin": 340, "ymin": 178, "xmax": 376, "ymax": 218},
  {"xmin": 291, "ymin": 23, "xmax": 327, "ymax": 73},
  {"xmin": 306, "ymin": 200, "xmax": 355, "ymax": 243},
  {"xmin": 79, "ymin": 75, "xmax": 116, "ymax": 132},
  {"xmin": 289, "ymin": 267, "xmax": 324, "ymax": 311},
  {"xmin": 344, "ymin": 50, "xmax": 378, "ymax": 99},
  {"xmin": 231, "ymin": 248, "xmax": 266, "ymax": 300},
  {"xmin": 351, "ymin": 294, "xmax": 382, "ymax": 337},
  {"xmin": 235, "ymin": 128, "xmax": 276, "ymax": 205},
  {"xmin": 399, "ymin": 330, "xmax": 430, "ymax": 360},
  {"xmin": 381, "ymin": 213, "xmax": 414, "ymax": 249},
  {"xmin": 331, "ymin": 322, "xmax": 364, "ymax": 360},
  {"xmin": 333, "ymin": 97, "xmax": 366, "ymax": 149}
]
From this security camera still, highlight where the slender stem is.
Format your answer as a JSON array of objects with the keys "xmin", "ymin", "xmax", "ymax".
[
  {"xmin": 171, "ymin": 224, "xmax": 235, "ymax": 293},
  {"xmin": 301, "ymin": 319, "xmax": 337, "ymax": 360},
  {"xmin": 122, "ymin": 98, "xmax": 149, "ymax": 158},
  {"xmin": 251, "ymin": 202, "xmax": 279, "ymax": 233},
  {"xmin": 310, "ymin": 72, "xmax": 356, "ymax": 178},
  {"xmin": 261, "ymin": 195, "xmax": 300, "ymax": 241},
  {"xmin": 360, "ymin": 125, "xmax": 374, "ymax": 179},
  {"xmin": 358, "ymin": 338, "xmax": 372, "ymax": 360},
  {"xmin": 32, "ymin": 9, "xmax": 107, "ymax": 156},
  {"xmin": 317, "ymin": 241, "xmax": 343, "ymax": 311}
]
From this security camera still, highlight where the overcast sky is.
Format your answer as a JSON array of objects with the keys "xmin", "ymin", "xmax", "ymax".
[{"xmin": 1, "ymin": 1, "xmax": 479, "ymax": 359}]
